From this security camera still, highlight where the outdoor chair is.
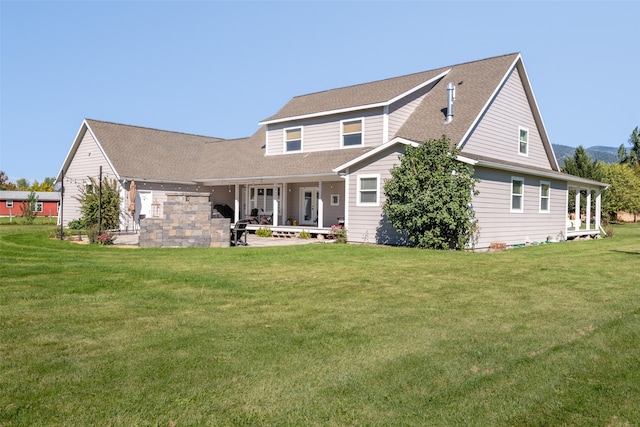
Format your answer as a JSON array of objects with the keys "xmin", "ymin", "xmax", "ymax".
[
  {"xmin": 231, "ymin": 220, "xmax": 250, "ymax": 246},
  {"xmin": 248, "ymin": 208, "xmax": 260, "ymax": 224}
]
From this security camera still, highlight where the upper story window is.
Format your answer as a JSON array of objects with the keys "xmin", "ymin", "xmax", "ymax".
[
  {"xmin": 511, "ymin": 177, "xmax": 524, "ymax": 212},
  {"xmin": 519, "ymin": 127, "xmax": 529, "ymax": 156},
  {"xmin": 357, "ymin": 174, "xmax": 379, "ymax": 206},
  {"xmin": 285, "ymin": 127, "xmax": 302, "ymax": 153},
  {"xmin": 342, "ymin": 119, "xmax": 363, "ymax": 147},
  {"xmin": 539, "ymin": 181, "xmax": 550, "ymax": 213},
  {"xmin": 6, "ymin": 200, "xmax": 13, "ymax": 208}
]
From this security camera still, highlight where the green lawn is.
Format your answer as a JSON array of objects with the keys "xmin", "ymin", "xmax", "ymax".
[{"xmin": 1, "ymin": 225, "xmax": 639, "ymax": 426}]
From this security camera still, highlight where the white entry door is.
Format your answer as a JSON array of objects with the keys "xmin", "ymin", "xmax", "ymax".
[
  {"xmin": 138, "ymin": 191, "xmax": 152, "ymax": 219},
  {"xmin": 299, "ymin": 188, "xmax": 319, "ymax": 225}
]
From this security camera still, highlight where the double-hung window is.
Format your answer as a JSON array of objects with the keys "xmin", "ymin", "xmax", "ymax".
[
  {"xmin": 285, "ymin": 127, "xmax": 302, "ymax": 153},
  {"xmin": 518, "ymin": 127, "xmax": 529, "ymax": 156},
  {"xmin": 357, "ymin": 175, "xmax": 379, "ymax": 206},
  {"xmin": 539, "ymin": 181, "xmax": 550, "ymax": 213},
  {"xmin": 511, "ymin": 177, "xmax": 524, "ymax": 212},
  {"xmin": 342, "ymin": 119, "xmax": 363, "ymax": 147}
]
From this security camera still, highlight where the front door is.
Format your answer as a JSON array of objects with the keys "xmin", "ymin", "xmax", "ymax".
[
  {"xmin": 138, "ymin": 191, "xmax": 152, "ymax": 219},
  {"xmin": 299, "ymin": 188, "xmax": 319, "ymax": 225}
]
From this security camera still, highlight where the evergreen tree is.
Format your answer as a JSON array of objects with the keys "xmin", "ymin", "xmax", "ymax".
[
  {"xmin": 562, "ymin": 146, "xmax": 602, "ymax": 214},
  {"xmin": 383, "ymin": 136, "xmax": 478, "ymax": 249}
]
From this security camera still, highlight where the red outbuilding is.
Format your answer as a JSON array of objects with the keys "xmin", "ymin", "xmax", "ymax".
[{"xmin": 0, "ymin": 191, "xmax": 60, "ymax": 217}]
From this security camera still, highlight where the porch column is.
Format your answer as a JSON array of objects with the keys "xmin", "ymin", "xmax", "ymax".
[
  {"xmin": 585, "ymin": 189, "xmax": 592, "ymax": 230},
  {"xmin": 574, "ymin": 187, "xmax": 581, "ymax": 229},
  {"xmin": 318, "ymin": 181, "xmax": 324, "ymax": 228},
  {"xmin": 282, "ymin": 183, "xmax": 288, "ymax": 225},
  {"xmin": 595, "ymin": 189, "xmax": 602, "ymax": 231},
  {"xmin": 234, "ymin": 184, "xmax": 240, "ymax": 223},
  {"xmin": 272, "ymin": 184, "xmax": 278, "ymax": 227}
]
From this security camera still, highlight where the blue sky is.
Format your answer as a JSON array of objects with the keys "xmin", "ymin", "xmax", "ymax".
[{"xmin": 1, "ymin": 0, "xmax": 638, "ymax": 183}]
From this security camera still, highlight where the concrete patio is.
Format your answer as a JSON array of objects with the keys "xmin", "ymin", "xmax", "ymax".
[{"xmin": 112, "ymin": 231, "xmax": 328, "ymax": 247}]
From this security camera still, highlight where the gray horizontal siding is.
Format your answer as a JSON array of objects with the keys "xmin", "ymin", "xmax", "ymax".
[
  {"xmin": 472, "ymin": 166, "xmax": 567, "ymax": 249},
  {"xmin": 266, "ymin": 109, "xmax": 385, "ymax": 155},
  {"xmin": 347, "ymin": 145, "xmax": 408, "ymax": 245},
  {"xmin": 462, "ymin": 68, "xmax": 552, "ymax": 170},
  {"xmin": 388, "ymin": 80, "xmax": 438, "ymax": 140},
  {"xmin": 62, "ymin": 129, "xmax": 119, "ymax": 226}
]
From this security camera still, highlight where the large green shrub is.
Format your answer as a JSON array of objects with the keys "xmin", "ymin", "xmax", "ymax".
[
  {"xmin": 75, "ymin": 177, "xmax": 121, "ymax": 230},
  {"xmin": 383, "ymin": 136, "xmax": 478, "ymax": 249}
]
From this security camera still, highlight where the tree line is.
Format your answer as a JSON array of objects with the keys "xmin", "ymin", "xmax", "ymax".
[
  {"xmin": 564, "ymin": 126, "xmax": 640, "ymax": 222},
  {"xmin": 0, "ymin": 173, "xmax": 57, "ymax": 192}
]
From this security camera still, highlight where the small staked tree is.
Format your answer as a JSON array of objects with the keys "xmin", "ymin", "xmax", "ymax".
[
  {"xmin": 75, "ymin": 177, "xmax": 121, "ymax": 230},
  {"xmin": 20, "ymin": 191, "xmax": 38, "ymax": 225},
  {"xmin": 383, "ymin": 136, "xmax": 478, "ymax": 250}
]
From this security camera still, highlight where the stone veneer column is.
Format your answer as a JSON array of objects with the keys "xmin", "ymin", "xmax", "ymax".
[{"xmin": 139, "ymin": 193, "xmax": 230, "ymax": 248}]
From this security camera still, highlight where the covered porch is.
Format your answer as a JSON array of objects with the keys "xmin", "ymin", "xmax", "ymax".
[
  {"xmin": 200, "ymin": 176, "xmax": 346, "ymax": 237},
  {"xmin": 565, "ymin": 181, "xmax": 606, "ymax": 240}
]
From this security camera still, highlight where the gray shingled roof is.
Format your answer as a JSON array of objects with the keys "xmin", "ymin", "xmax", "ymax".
[
  {"xmin": 0, "ymin": 191, "xmax": 60, "ymax": 201},
  {"xmin": 261, "ymin": 66, "xmax": 451, "ymax": 123},
  {"xmin": 86, "ymin": 120, "xmax": 371, "ymax": 183},
  {"xmin": 83, "ymin": 53, "xmax": 525, "ymax": 183},
  {"xmin": 394, "ymin": 53, "xmax": 520, "ymax": 145}
]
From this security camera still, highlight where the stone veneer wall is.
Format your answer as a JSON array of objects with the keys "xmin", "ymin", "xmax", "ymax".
[{"xmin": 139, "ymin": 193, "xmax": 230, "ymax": 248}]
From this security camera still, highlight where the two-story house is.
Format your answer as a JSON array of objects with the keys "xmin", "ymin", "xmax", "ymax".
[{"xmin": 56, "ymin": 52, "xmax": 606, "ymax": 248}]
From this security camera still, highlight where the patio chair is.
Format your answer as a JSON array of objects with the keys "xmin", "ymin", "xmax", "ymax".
[
  {"xmin": 231, "ymin": 220, "xmax": 250, "ymax": 246},
  {"xmin": 248, "ymin": 208, "xmax": 260, "ymax": 224}
]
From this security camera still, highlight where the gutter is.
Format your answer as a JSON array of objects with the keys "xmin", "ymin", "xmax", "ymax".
[
  {"xmin": 194, "ymin": 172, "xmax": 340, "ymax": 185},
  {"xmin": 468, "ymin": 158, "xmax": 608, "ymax": 188}
]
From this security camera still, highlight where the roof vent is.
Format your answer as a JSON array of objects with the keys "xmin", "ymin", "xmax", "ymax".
[{"xmin": 445, "ymin": 82, "xmax": 456, "ymax": 124}]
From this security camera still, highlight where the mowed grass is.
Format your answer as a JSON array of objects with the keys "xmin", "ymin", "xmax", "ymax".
[{"xmin": 1, "ymin": 225, "xmax": 639, "ymax": 426}]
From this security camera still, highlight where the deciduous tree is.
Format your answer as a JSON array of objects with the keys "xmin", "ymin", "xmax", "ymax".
[
  {"xmin": 0, "ymin": 171, "xmax": 16, "ymax": 190},
  {"xmin": 383, "ymin": 136, "xmax": 478, "ymax": 249},
  {"xmin": 600, "ymin": 163, "xmax": 640, "ymax": 221}
]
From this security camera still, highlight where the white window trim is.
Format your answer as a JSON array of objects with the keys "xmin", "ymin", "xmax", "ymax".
[
  {"xmin": 249, "ymin": 185, "xmax": 282, "ymax": 215},
  {"xmin": 6, "ymin": 200, "xmax": 13, "ymax": 208},
  {"xmin": 518, "ymin": 127, "xmax": 529, "ymax": 156},
  {"xmin": 341, "ymin": 117, "xmax": 364, "ymax": 148},
  {"xmin": 511, "ymin": 176, "xmax": 524, "ymax": 213},
  {"xmin": 283, "ymin": 126, "xmax": 303, "ymax": 154},
  {"xmin": 356, "ymin": 174, "xmax": 380, "ymax": 207},
  {"xmin": 330, "ymin": 194, "xmax": 339, "ymax": 206},
  {"xmin": 539, "ymin": 180, "xmax": 550, "ymax": 213},
  {"xmin": 34, "ymin": 202, "xmax": 43, "ymax": 213}
]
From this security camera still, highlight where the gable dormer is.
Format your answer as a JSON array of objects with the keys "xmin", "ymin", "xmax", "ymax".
[{"xmin": 259, "ymin": 68, "xmax": 450, "ymax": 156}]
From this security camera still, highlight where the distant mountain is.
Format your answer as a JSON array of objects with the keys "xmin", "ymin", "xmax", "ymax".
[{"xmin": 552, "ymin": 144, "xmax": 620, "ymax": 167}]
